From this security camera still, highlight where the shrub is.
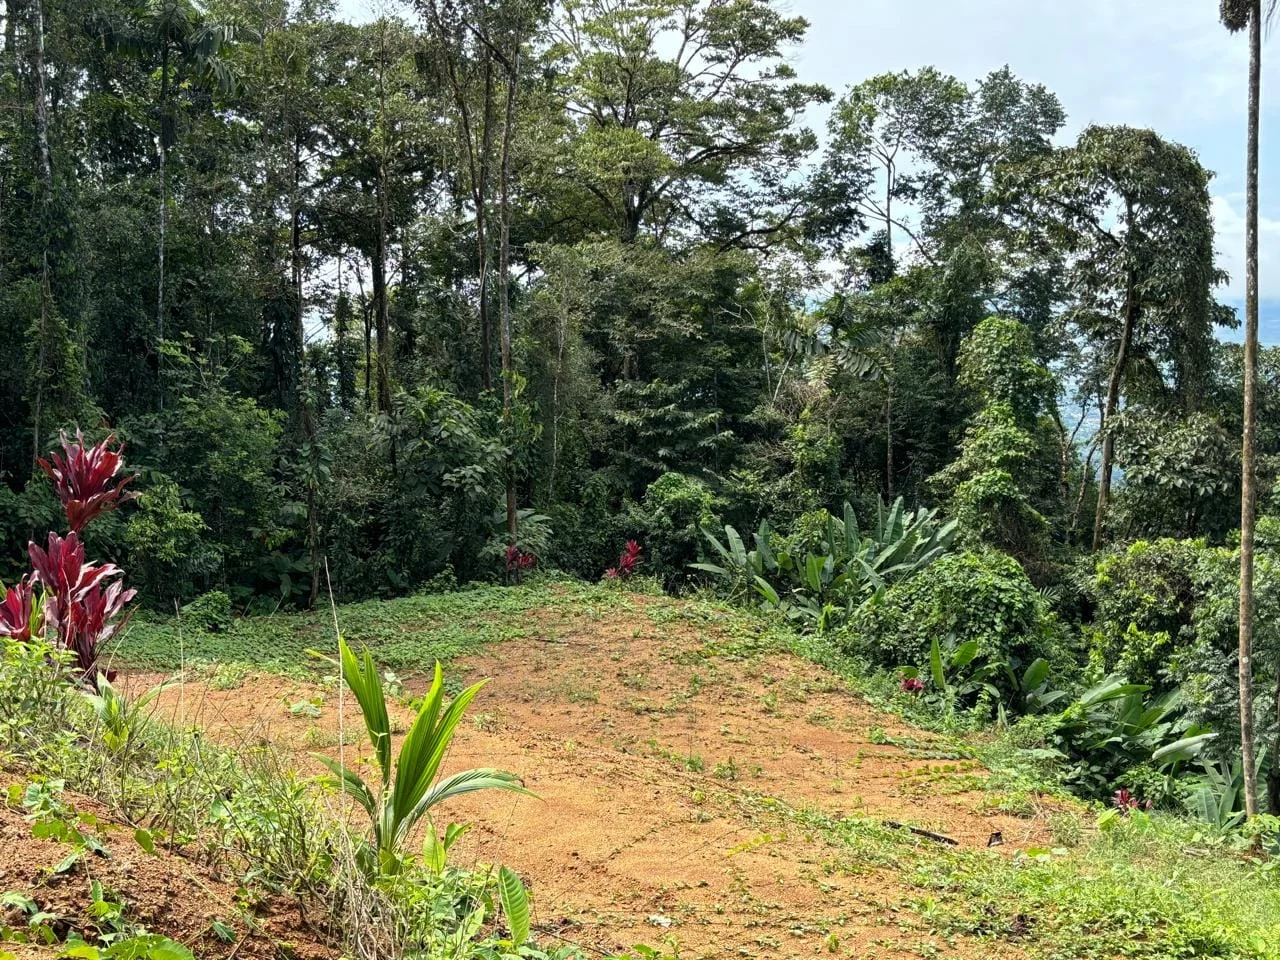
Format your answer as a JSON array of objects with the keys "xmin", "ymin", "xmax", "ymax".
[
  {"xmin": 1083, "ymin": 538, "xmax": 1205, "ymax": 689},
  {"xmin": 844, "ymin": 549, "xmax": 1060, "ymax": 683},
  {"xmin": 628, "ymin": 472, "xmax": 718, "ymax": 585},
  {"xmin": 694, "ymin": 497, "xmax": 957, "ymax": 629},
  {"xmin": 180, "ymin": 590, "xmax": 233, "ymax": 633},
  {"xmin": 1, "ymin": 431, "xmax": 138, "ymax": 682},
  {"xmin": 124, "ymin": 476, "xmax": 217, "ymax": 607}
]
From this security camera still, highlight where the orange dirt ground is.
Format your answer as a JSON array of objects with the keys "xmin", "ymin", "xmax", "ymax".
[
  {"xmin": 0, "ymin": 782, "xmax": 333, "ymax": 960},
  {"xmin": 119, "ymin": 599, "xmax": 1056, "ymax": 959}
]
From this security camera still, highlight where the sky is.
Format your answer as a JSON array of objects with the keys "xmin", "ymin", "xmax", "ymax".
[
  {"xmin": 339, "ymin": 0, "xmax": 1280, "ymax": 337},
  {"xmin": 785, "ymin": 0, "xmax": 1280, "ymax": 323}
]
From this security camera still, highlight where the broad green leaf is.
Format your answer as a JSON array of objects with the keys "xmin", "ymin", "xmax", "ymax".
[
  {"xmin": 929, "ymin": 636, "xmax": 945, "ymax": 692},
  {"xmin": 1152, "ymin": 732, "xmax": 1217, "ymax": 765},
  {"xmin": 1021, "ymin": 658, "xmax": 1049, "ymax": 692},
  {"xmin": 498, "ymin": 865, "xmax": 530, "ymax": 947}
]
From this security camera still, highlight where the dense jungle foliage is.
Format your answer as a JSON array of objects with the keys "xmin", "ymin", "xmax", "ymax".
[{"xmin": 2, "ymin": 0, "xmax": 1280, "ymax": 825}]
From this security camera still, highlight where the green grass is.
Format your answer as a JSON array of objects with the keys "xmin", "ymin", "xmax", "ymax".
[
  {"xmin": 112, "ymin": 580, "xmax": 637, "ymax": 674},
  {"xmin": 107, "ymin": 579, "xmax": 1280, "ymax": 958},
  {"xmin": 910, "ymin": 814, "xmax": 1280, "ymax": 960}
]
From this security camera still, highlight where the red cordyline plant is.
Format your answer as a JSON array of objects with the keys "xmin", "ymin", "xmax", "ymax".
[
  {"xmin": 604, "ymin": 540, "xmax": 642, "ymax": 581},
  {"xmin": 505, "ymin": 544, "xmax": 536, "ymax": 583},
  {"xmin": 0, "ymin": 431, "xmax": 137, "ymax": 684},
  {"xmin": 1111, "ymin": 788, "xmax": 1151, "ymax": 814},
  {"xmin": 0, "ymin": 575, "xmax": 40, "ymax": 642},
  {"xmin": 38, "ymin": 429, "xmax": 137, "ymax": 533}
]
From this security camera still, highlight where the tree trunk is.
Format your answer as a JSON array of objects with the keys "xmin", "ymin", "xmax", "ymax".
[
  {"xmin": 1092, "ymin": 249, "xmax": 1137, "ymax": 551},
  {"xmin": 477, "ymin": 59, "xmax": 495, "ymax": 390},
  {"xmin": 1238, "ymin": 0, "xmax": 1263, "ymax": 819},
  {"xmin": 29, "ymin": 0, "xmax": 52, "ymax": 468},
  {"xmin": 156, "ymin": 44, "xmax": 170, "ymax": 411},
  {"xmin": 884, "ymin": 379, "xmax": 893, "ymax": 500},
  {"xmin": 498, "ymin": 46, "xmax": 518, "ymax": 542},
  {"xmin": 373, "ymin": 193, "xmax": 390, "ymax": 415},
  {"xmin": 291, "ymin": 132, "xmax": 321, "ymax": 609}
]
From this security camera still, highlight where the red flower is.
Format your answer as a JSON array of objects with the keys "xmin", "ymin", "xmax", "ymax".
[
  {"xmin": 604, "ymin": 568, "xmax": 618, "ymax": 579},
  {"xmin": 38, "ymin": 430, "xmax": 137, "ymax": 534},
  {"xmin": 0, "ymin": 576, "xmax": 41, "ymax": 642},
  {"xmin": 901, "ymin": 676, "xmax": 924, "ymax": 694}
]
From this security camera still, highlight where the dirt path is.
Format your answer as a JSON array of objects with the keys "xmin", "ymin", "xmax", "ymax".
[{"xmin": 136, "ymin": 600, "xmax": 1050, "ymax": 959}]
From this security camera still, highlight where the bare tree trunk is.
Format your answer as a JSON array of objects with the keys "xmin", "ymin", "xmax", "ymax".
[
  {"xmin": 290, "ymin": 132, "xmax": 321, "ymax": 609},
  {"xmin": 499, "ymin": 46, "xmax": 518, "ymax": 542},
  {"xmin": 30, "ymin": 0, "xmax": 51, "ymax": 467},
  {"xmin": 1239, "ymin": 0, "xmax": 1263, "ymax": 818},
  {"xmin": 424, "ymin": 1, "xmax": 495, "ymax": 391},
  {"xmin": 1092, "ymin": 251, "xmax": 1137, "ymax": 551},
  {"xmin": 884, "ymin": 380, "xmax": 893, "ymax": 500},
  {"xmin": 373, "ymin": 195, "xmax": 390, "ymax": 414},
  {"xmin": 156, "ymin": 44, "xmax": 170, "ymax": 411},
  {"xmin": 478, "ymin": 59, "xmax": 495, "ymax": 389}
]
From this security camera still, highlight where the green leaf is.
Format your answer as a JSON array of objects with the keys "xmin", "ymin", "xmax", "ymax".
[
  {"xmin": 53, "ymin": 851, "xmax": 83, "ymax": 875},
  {"xmin": 498, "ymin": 865, "xmax": 530, "ymax": 947},
  {"xmin": 134, "ymin": 828, "xmax": 156, "ymax": 855},
  {"xmin": 950, "ymin": 641, "xmax": 980, "ymax": 669},
  {"xmin": 929, "ymin": 636, "xmax": 945, "ymax": 692},
  {"xmin": 1021, "ymin": 658, "xmax": 1049, "ymax": 692},
  {"xmin": 339, "ymin": 636, "xmax": 392, "ymax": 785},
  {"xmin": 313, "ymin": 754, "xmax": 376, "ymax": 818},
  {"xmin": 1152, "ymin": 732, "xmax": 1217, "ymax": 765},
  {"xmin": 751, "ymin": 576, "xmax": 780, "ymax": 606}
]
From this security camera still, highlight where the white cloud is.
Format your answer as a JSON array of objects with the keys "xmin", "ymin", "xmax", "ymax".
[
  {"xmin": 1212, "ymin": 194, "xmax": 1280, "ymax": 301},
  {"xmin": 788, "ymin": 0, "xmax": 1277, "ymax": 200}
]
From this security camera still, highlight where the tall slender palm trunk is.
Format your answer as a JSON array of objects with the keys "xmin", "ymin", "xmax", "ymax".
[{"xmin": 1238, "ymin": 0, "xmax": 1263, "ymax": 818}]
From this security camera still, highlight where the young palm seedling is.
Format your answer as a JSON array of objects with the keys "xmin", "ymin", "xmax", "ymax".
[{"xmin": 317, "ymin": 636, "xmax": 530, "ymax": 875}]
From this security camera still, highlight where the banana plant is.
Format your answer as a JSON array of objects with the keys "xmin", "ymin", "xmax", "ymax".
[
  {"xmin": 316, "ymin": 636, "xmax": 531, "ymax": 875},
  {"xmin": 692, "ymin": 497, "xmax": 957, "ymax": 629},
  {"xmin": 901, "ymin": 635, "xmax": 1003, "ymax": 717}
]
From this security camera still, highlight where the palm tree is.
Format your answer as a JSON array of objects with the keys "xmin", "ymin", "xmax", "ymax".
[{"xmin": 1221, "ymin": 0, "xmax": 1275, "ymax": 817}]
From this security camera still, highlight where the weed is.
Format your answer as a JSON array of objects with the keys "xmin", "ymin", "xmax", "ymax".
[{"xmin": 713, "ymin": 758, "xmax": 738, "ymax": 781}]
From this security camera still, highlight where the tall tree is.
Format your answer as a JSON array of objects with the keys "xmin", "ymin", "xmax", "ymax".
[
  {"xmin": 1221, "ymin": 0, "xmax": 1276, "ymax": 818},
  {"xmin": 1004, "ymin": 125, "xmax": 1223, "ymax": 550},
  {"xmin": 87, "ymin": 0, "xmax": 240, "ymax": 407},
  {"xmin": 544, "ymin": 0, "xmax": 828, "ymax": 246}
]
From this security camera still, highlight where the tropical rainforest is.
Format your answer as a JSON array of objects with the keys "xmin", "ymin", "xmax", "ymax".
[{"xmin": 1, "ymin": 2, "xmax": 1280, "ymax": 955}]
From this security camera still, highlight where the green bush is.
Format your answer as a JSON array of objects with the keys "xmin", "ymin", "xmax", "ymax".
[
  {"xmin": 843, "ymin": 549, "xmax": 1060, "ymax": 680},
  {"xmin": 1083, "ymin": 538, "xmax": 1205, "ymax": 689},
  {"xmin": 625, "ymin": 472, "xmax": 720, "ymax": 585},
  {"xmin": 180, "ymin": 590, "xmax": 233, "ymax": 633}
]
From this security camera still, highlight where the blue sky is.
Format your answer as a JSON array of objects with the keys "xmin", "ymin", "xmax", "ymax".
[
  {"xmin": 339, "ymin": 0, "xmax": 1280, "ymax": 339},
  {"xmin": 785, "ymin": 0, "xmax": 1280, "ymax": 339}
]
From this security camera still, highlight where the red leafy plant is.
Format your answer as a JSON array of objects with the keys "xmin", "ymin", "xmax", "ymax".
[
  {"xmin": 0, "ymin": 576, "xmax": 41, "ymax": 642},
  {"xmin": 505, "ymin": 544, "xmax": 536, "ymax": 583},
  {"xmin": 1111, "ymin": 788, "xmax": 1151, "ymax": 814},
  {"xmin": 900, "ymin": 675, "xmax": 925, "ymax": 695},
  {"xmin": 604, "ymin": 540, "xmax": 642, "ymax": 581},
  {"xmin": 38, "ymin": 429, "xmax": 137, "ymax": 533},
  {"xmin": 0, "ymin": 431, "xmax": 137, "ymax": 683}
]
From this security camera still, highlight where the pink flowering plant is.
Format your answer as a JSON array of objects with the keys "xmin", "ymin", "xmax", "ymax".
[{"xmin": 0, "ymin": 430, "xmax": 137, "ymax": 684}]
